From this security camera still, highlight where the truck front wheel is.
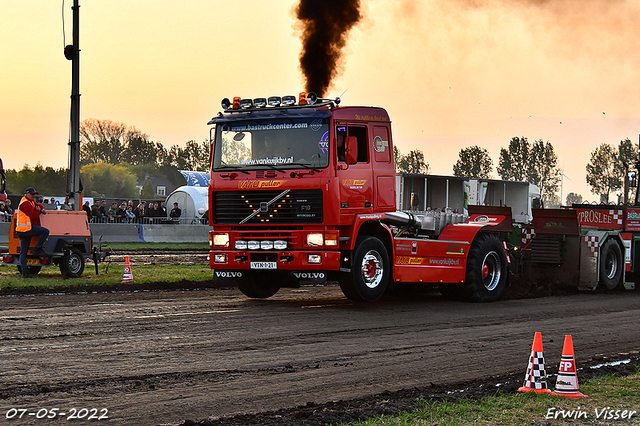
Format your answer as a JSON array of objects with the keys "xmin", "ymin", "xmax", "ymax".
[
  {"xmin": 461, "ymin": 233, "xmax": 507, "ymax": 302},
  {"xmin": 237, "ymin": 272, "xmax": 281, "ymax": 299},
  {"xmin": 599, "ymin": 239, "xmax": 622, "ymax": 290},
  {"xmin": 340, "ymin": 236, "xmax": 390, "ymax": 302}
]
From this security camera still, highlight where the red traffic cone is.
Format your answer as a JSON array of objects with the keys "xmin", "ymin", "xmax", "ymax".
[
  {"xmin": 518, "ymin": 332, "xmax": 551, "ymax": 394},
  {"xmin": 551, "ymin": 335, "xmax": 588, "ymax": 398},
  {"xmin": 122, "ymin": 256, "xmax": 133, "ymax": 283}
]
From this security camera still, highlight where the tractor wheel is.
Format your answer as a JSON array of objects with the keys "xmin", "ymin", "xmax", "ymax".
[
  {"xmin": 59, "ymin": 248, "xmax": 85, "ymax": 278},
  {"xmin": 340, "ymin": 236, "xmax": 390, "ymax": 302},
  {"xmin": 460, "ymin": 233, "xmax": 507, "ymax": 302},
  {"xmin": 237, "ymin": 272, "xmax": 281, "ymax": 299},
  {"xmin": 599, "ymin": 239, "xmax": 623, "ymax": 290}
]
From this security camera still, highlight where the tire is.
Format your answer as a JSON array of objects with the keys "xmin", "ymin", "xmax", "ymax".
[
  {"xmin": 460, "ymin": 233, "xmax": 507, "ymax": 302},
  {"xmin": 340, "ymin": 236, "xmax": 390, "ymax": 302},
  {"xmin": 59, "ymin": 248, "xmax": 85, "ymax": 278},
  {"xmin": 599, "ymin": 238, "xmax": 623, "ymax": 290},
  {"xmin": 237, "ymin": 272, "xmax": 281, "ymax": 298}
]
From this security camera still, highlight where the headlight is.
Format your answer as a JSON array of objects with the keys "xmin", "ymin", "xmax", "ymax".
[
  {"xmin": 214, "ymin": 253, "xmax": 227, "ymax": 263},
  {"xmin": 235, "ymin": 240, "xmax": 248, "ymax": 250},
  {"xmin": 308, "ymin": 254, "xmax": 322, "ymax": 264},
  {"xmin": 273, "ymin": 240, "xmax": 287, "ymax": 250},
  {"xmin": 213, "ymin": 233, "xmax": 229, "ymax": 247},
  {"xmin": 260, "ymin": 240, "xmax": 274, "ymax": 250},
  {"xmin": 247, "ymin": 240, "xmax": 260, "ymax": 250},
  {"xmin": 306, "ymin": 233, "xmax": 323, "ymax": 247}
]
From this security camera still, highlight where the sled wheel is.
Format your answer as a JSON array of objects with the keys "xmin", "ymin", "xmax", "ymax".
[
  {"xmin": 59, "ymin": 248, "xmax": 85, "ymax": 278},
  {"xmin": 238, "ymin": 272, "xmax": 281, "ymax": 299},
  {"xmin": 599, "ymin": 238, "xmax": 623, "ymax": 290},
  {"xmin": 461, "ymin": 233, "xmax": 507, "ymax": 302},
  {"xmin": 340, "ymin": 236, "xmax": 390, "ymax": 302}
]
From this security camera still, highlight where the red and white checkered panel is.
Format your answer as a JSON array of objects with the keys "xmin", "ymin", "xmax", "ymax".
[
  {"xmin": 521, "ymin": 228, "xmax": 535, "ymax": 248},
  {"xmin": 584, "ymin": 235, "xmax": 599, "ymax": 258},
  {"xmin": 610, "ymin": 209, "xmax": 624, "ymax": 226}
]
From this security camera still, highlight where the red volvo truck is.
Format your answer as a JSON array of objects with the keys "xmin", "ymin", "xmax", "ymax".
[{"xmin": 207, "ymin": 94, "xmax": 512, "ymax": 302}]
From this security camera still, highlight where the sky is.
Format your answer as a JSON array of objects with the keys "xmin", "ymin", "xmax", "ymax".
[{"xmin": 2, "ymin": 0, "xmax": 640, "ymax": 203}]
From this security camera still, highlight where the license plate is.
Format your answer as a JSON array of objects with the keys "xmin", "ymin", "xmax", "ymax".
[
  {"xmin": 27, "ymin": 258, "xmax": 39, "ymax": 265},
  {"xmin": 250, "ymin": 261, "xmax": 277, "ymax": 270}
]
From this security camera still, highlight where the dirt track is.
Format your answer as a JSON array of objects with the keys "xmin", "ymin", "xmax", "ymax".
[{"xmin": 0, "ymin": 285, "xmax": 639, "ymax": 425}]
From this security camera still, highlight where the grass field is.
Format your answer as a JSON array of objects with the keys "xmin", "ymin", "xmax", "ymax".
[
  {"xmin": 0, "ymin": 242, "xmax": 213, "ymax": 289},
  {"xmin": 340, "ymin": 373, "xmax": 640, "ymax": 426}
]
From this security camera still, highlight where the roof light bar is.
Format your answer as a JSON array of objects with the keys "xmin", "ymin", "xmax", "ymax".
[
  {"xmin": 239, "ymin": 98, "xmax": 254, "ymax": 109},
  {"xmin": 268, "ymin": 96, "xmax": 281, "ymax": 107},
  {"xmin": 219, "ymin": 92, "xmax": 330, "ymax": 111}
]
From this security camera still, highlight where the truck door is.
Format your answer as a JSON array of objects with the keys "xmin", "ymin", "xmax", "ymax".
[{"xmin": 336, "ymin": 124, "xmax": 374, "ymax": 219}]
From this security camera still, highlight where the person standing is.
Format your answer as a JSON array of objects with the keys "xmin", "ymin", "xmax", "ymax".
[
  {"xmin": 15, "ymin": 187, "xmax": 50, "ymax": 278},
  {"xmin": 170, "ymin": 202, "xmax": 181, "ymax": 219}
]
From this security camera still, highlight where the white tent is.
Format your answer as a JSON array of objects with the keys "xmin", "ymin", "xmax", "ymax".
[{"xmin": 165, "ymin": 185, "xmax": 208, "ymax": 220}]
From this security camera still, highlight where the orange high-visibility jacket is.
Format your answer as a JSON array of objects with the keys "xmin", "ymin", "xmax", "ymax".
[{"xmin": 15, "ymin": 196, "xmax": 35, "ymax": 233}]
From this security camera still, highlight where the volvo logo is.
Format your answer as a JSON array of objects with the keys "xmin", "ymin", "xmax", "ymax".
[
  {"xmin": 215, "ymin": 271, "xmax": 243, "ymax": 278},
  {"xmin": 293, "ymin": 272, "xmax": 325, "ymax": 279}
]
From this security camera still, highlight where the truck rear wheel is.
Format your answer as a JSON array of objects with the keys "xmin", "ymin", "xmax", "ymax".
[
  {"xmin": 59, "ymin": 248, "xmax": 85, "ymax": 278},
  {"xmin": 340, "ymin": 236, "xmax": 390, "ymax": 302},
  {"xmin": 599, "ymin": 239, "xmax": 622, "ymax": 290},
  {"xmin": 237, "ymin": 272, "xmax": 281, "ymax": 298},
  {"xmin": 461, "ymin": 233, "xmax": 507, "ymax": 302}
]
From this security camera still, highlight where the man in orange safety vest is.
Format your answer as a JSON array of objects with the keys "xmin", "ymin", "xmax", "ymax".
[{"xmin": 15, "ymin": 187, "xmax": 50, "ymax": 278}]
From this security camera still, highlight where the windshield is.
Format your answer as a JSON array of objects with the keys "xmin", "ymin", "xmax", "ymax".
[{"xmin": 212, "ymin": 117, "xmax": 330, "ymax": 171}]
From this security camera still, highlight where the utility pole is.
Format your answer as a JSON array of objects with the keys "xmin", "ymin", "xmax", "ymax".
[{"xmin": 64, "ymin": 0, "xmax": 81, "ymax": 209}]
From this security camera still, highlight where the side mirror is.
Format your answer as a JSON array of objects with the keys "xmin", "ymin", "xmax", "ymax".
[{"xmin": 346, "ymin": 136, "xmax": 358, "ymax": 165}]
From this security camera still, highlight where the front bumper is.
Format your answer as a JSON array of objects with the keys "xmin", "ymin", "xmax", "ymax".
[{"xmin": 209, "ymin": 249, "xmax": 341, "ymax": 271}]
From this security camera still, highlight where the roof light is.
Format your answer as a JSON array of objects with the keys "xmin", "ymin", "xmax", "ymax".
[
  {"xmin": 298, "ymin": 92, "xmax": 308, "ymax": 105},
  {"xmin": 268, "ymin": 96, "xmax": 281, "ymax": 107},
  {"xmin": 221, "ymin": 98, "xmax": 231, "ymax": 110},
  {"xmin": 307, "ymin": 92, "xmax": 318, "ymax": 105},
  {"xmin": 239, "ymin": 98, "xmax": 254, "ymax": 109},
  {"xmin": 253, "ymin": 97, "xmax": 267, "ymax": 108},
  {"xmin": 232, "ymin": 97, "xmax": 241, "ymax": 109},
  {"xmin": 282, "ymin": 95, "xmax": 296, "ymax": 106}
]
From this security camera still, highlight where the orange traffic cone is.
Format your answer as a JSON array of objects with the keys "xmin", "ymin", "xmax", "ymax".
[
  {"xmin": 552, "ymin": 335, "xmax": 588, "ymax": 398},
  {"xmin": 518, "ymin": 332, "xmax": 551, "ymax": 394},
  {"xmin": 122, "ymin": 256, "xmax": 133, "ymax": 283}
]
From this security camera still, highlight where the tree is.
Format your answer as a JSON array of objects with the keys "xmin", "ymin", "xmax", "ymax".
[
  {"xmin": 528, "ymin": 140, "xmax": 560, "ymax": 206},
  {"xmin": 140, "ymin": 180, "xmax": 155, "ymax": 199},
  {"xmin": 617, "ymin": 138, "xmax": 638, "ymax": 204},
  {"xmin": 453, "ymin": 146, "xmax": 493, "ymax": 178},
  {"xmin": 80, "ymin": 162, "xmax": 138, "ymax": 198},
  {"xmin": 4, "ymin": 164, "xmax": 67, "ymax": 195},
  {"xmin": 586, "ymin": 143, "xmax": 621, "ymax": 204},
  {"xmin": 164, "ymin": 140, "xmax": 211, "ymax": 171},
  {"xmin": 497, "ymin": 136, "xmax": 529, "ymax": 181},
  {"xmin": 80, "ymin": 119, "xmax": 129, "ymax": 164},
  {"xmin": 396, "ymin": 149, "xmax": 429, "ymax": 174},
  {"xmin": 565, "ymin": 192, "xmax": 583, "ymax": 206},
  {"xmin": 121, "ymin": 133, "xmax": 159, "ymax": 166}
]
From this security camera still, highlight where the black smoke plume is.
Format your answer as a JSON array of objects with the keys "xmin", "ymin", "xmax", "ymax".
[{"xmin": 296, "ymin": 0, "xmax": 361, "ymax": 97}]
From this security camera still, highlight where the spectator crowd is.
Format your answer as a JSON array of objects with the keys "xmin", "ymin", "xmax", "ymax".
[
  {"xmin": 86, "ymin": 199, "xmax": 177, "ymax": 223},
  {"xmin": 0, "ymin": 196, "xmax": 184, "ymax": 224}
]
